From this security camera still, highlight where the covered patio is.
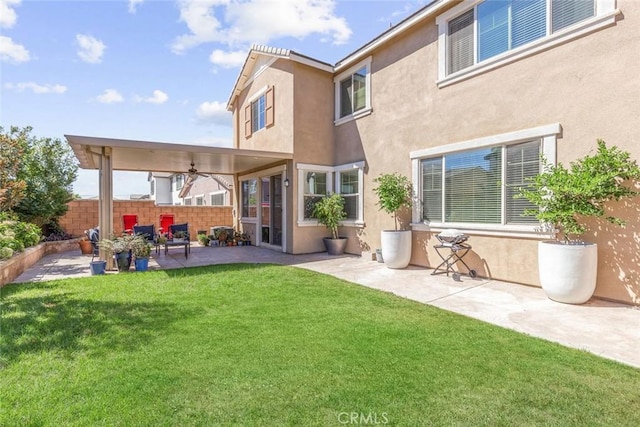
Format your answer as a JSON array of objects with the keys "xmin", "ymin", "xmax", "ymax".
[{"xmin": 65, "ymin": 135, "xmax": 293, "ymax": 267}]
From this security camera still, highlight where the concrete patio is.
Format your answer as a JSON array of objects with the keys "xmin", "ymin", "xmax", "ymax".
[{"xmin": 10, "ymin": 244, "xmax": 640, "ymax": 369}]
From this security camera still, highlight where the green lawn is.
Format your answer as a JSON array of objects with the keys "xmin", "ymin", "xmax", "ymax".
[{"xmin": 1, "ymin": 264, "xmax": 639, "ymax": 426}]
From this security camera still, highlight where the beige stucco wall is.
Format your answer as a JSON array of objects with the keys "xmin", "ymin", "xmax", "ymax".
[
  {"xmin": 236, "ymin": 60, "xmax": 295, "ymax": 154},
  {"xmin": 335, "ymin": 1, "xmax": 640, "ymax": 304}
]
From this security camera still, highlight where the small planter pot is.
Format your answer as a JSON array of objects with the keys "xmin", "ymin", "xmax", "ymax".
[
  {"xmin": 90, "ymin": 260, "xmax": 107, "ymax": 275},
  {"xmin": 323, "ymin": 237, "xmax": 347, "ymax": 255},
  {"xmin": 79, "ymin": 240, "xmax": 94, "ymax": 255},
  {"xmin": 115, "ymin": 251, "xmax": 132, "ymax": 272},
  {"xmin": 134, "ymin": 257, "xmax": 149, "ymax": 272}
]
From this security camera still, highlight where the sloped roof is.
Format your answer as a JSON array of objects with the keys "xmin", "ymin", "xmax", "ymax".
[{"xmin": 226, "ymin": 44, "xmax": 334, "ymax": 110}]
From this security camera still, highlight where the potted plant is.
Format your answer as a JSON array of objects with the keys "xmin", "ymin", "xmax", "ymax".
[
  {"xmin": 79, "ymin": 232, "xmax": 93, "ymax": 255},
  {"xmin": 131, "ymin": 235, "xmax": 151, "ymax": 272},
  {"xmin": 99, "ymin": 235, "xmax": 134, "ymax": 272},
  {"xmin": 312, "ymin": 192, "xmax": 348, "ymax": 255},
  {"xmin": 373, "ymin": 173, "xmax": 413, "ymax": 269},
  {"xmin": 197, "ymin": 233, "xmax": 210, "ymax": 247},
  {"xmin": 519, "ymin": 139, "xmax": 640, "ymax": 304}
]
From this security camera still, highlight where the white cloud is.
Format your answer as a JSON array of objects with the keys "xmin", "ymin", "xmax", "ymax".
[
  {"xmin": 4, "ymin": 82, "xmax": 67, "ymax": 94},
  {"xmin": 135, "ymin": 89, "xmax": 169, "ymax": 104},
  {"xmin": 76, "ymin": 34, "xmax": 106, "ymax": 64},
  {"xmin": 0, "ymin": 35, "xmax": 29, "ymax": 63},
  {"xmin": 196, "ymin": 101, "xmax": 231, "ymax": 126},
  {"xmin": 128, "ymin": 0, "xmax": 143, "ymax": 14},
  {"xmin": 209, "ymin": 49, "xmax": 246, "ymax": 68},
  {"xmin": 0, "ymin": 0, "xmax": 20, "ymax": 28},
  {"xmin": 96, "ymin": 89, "xmax": 124, "ymax": 104},
  {"xmin": 171, "ymin": 0, "xmax": 351, "ymax": 53}
]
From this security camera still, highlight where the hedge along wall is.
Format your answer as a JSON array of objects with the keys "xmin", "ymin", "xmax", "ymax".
[{"xmin": 59, "ymin": 199, "xmax": 233, "ymax": 239}]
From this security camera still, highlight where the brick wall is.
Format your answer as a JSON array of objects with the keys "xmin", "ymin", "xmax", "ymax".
[{"xmin": 59, "ymin": 200, "xmax": 233, "ymax": 239}]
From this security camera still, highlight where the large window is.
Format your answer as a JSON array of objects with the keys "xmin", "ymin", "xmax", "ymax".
[
  {"xmin": 174, "ymin": 174, "xmax": 183, "ymax": 191},
  {"xmin": 421, "ymin": 142, "xmax": 538, "ymax": 225},
  {"xmin": 297, "ymin": 162, "xmax": 365, "ymax": 226},
  {"xmin": 439, "ymin": 0, "xmax": 613, "ymax": 80},
  {"xmin": 411, "ymin": 124, "xmax": 560, "ymax": 233},
  {"xmin": 241, "ymin": 179, "xmax": 258, "ymax": 218},
  {"xmin": 334, "ymin": 57, "xmax": 372, "ymax": 123}
]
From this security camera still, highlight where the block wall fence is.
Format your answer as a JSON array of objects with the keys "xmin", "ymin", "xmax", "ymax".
[{"xmin": 59, "ymin": 200, "xmax": 233, "ymax": 239}]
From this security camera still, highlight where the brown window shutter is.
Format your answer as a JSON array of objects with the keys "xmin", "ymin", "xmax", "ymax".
[
  {"xmin": 265, "ymin": 86, "xmax": 274, "ymax": 127},
  {"xmin": 244, "ymin": 104, "xmax": 252, "ymax": 138}
]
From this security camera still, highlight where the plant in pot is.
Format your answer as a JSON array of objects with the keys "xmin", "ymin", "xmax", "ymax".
[
  {"xmin": 519, "ymin": 139, "xmax": 640, "ymax": 304},
  {"xmin": 312, "ymin": 192, "xmax": 348, "ymax": 255},
  {"xmin": 373, "ymin": 173, "xmax": 413, "ymax": 269},
  {"xmin": 79, "ymin": 230, "xmax": 94, "ymax": 255},
  {"xmin": 99, "ymin": 235, "xmax": 134, "ymax": 272},
  {"xmin": 131, "ymin": 235, "xmax": 151, "ymax": 272}
]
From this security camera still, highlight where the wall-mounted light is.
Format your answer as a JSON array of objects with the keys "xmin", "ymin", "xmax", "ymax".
[{"xmin": 284, "ymin": 178, "xmax": 290, "ymax": 187}]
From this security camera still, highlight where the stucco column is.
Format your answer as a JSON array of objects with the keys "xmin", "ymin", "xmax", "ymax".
[{"xmin": 98, "ymin": 147, "xmax": 114, "ymax": 269}]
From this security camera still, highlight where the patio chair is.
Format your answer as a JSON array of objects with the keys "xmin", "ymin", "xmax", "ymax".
[
  {"xmin": 122, "ymin": 214, "xmax": 138, "ymax": 235},
  {"xmin": 133, "ymin": 224, "xmax": 159, "ymax": 254},
  {"xmin": 159, "ymin": 214, "xmax": 174, "ymax": 235},
  {"xmin": 168, "ymin": 222, "xmax": 191, "ymax": 255},
  {"xmin": 88, "ymin": 226, "xmax": 100, "ymax": 261}
]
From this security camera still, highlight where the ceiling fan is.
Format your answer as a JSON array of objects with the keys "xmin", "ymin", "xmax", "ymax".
[{"xmin": 187, "ymin": 162, "xmax": 210, "ymax": 180}]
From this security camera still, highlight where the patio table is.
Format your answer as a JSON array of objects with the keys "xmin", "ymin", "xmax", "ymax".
[{"xmin": 164, "ymin": 239, "xmax": 189, "ymax": 258}]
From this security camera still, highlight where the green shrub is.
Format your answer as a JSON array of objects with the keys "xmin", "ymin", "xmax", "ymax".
[{"xmin": 0, "ymin": 212, "xmax": 42, "ymax": 258}]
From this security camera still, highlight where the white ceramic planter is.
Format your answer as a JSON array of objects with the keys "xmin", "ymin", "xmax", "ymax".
[
  {"xmin": 538, "ymin": 241, "xmax": 597, "ymax": 304},
  {"xmin": 381, "ymin": 230, "xmax": 412, "ymax": 269}
]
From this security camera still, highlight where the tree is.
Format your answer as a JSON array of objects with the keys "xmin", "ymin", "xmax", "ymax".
[
  {"xmin": 0, "ymin": 126, "xmax": 27, "ymax": 211},
  {"xmin": 2, "ymin": 126, "xmax": 78, "ymax": 230}
]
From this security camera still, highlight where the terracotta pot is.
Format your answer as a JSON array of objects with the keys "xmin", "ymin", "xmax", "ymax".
[{"xmin": 79, "ymin": 239, "xmax": 93, "ymax": 255}]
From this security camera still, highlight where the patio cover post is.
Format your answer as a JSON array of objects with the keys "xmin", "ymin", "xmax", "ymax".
[{"xmin": 98, "ymin": 147, "xmax": 114, "ymax": 269}]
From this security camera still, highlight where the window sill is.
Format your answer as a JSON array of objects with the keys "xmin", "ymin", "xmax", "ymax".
[
  {"xmin": 297, "ymin": 220, "xmax": 365, "ymax": 228},
  {"xmin": 437, "ymin": 10, "xmax": 620, "ymax": 88},
  {"xmin": 411, "ymin": 222, "xmax": 553, "ymax": 240},
  {"xmin": 334, "ymin": 108, "xmax": 372, "ymax": 126}
]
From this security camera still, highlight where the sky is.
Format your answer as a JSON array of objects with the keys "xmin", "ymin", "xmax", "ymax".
[{"xmin": 1, "ymin": 0, "xmax": 430, "ymax": 198}]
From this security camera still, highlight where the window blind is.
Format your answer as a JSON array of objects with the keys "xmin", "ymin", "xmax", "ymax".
[
  {"xmin": 448, "ymin": 9, "xmax": 474, "ymax": 74},
  {"xmin": 422, "ymin": 158, "xmax": 443, "ymax": 222},
  {"xmin": 445, "ymin": 148, "xmax": 502, "ymax": 224},
  {"xmin": 512, "ymin": 0, "xmax": 546, "ymax": 48},
  {"xmin": 552, "ymin": 0, "xmax": 595, "ymax": 32},
  {"xmin": 505, "ymin": 140, "xmax": 540, "ymax": 224}
]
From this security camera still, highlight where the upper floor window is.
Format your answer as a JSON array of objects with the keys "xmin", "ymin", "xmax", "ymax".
[
  {"xmin": 183, "ymin": 197, "xmax": 192, "ymax": 206},
  {"xmin": 334, "ymin": 57, "xmax": 372, "ymax": 124},
  {"xmin": 244, "ymin": 86, "xmax": 274, "ymax": 137},
  {"xmin": 174, "ymin": 174, "xmax": 183, "ymax": 191},
  {"xmin": 210, "ymin": 192, "xmax": 225, "ymax": 206},
  {"xmin": 150, "ymin": 180, "xmax": 155, "ymax": 196},
  {"xmin": 195, "ymin": 195, "xmax": 204, "ymax": 206},
  {"xmin": 437, "ymin": 0, "xmax": 616, "ymax": 84},
  {"xmin": 411, "ymin": 123, "xmax": 560, "ymax": 235}
]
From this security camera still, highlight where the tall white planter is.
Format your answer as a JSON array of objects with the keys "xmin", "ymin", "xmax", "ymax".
[
  {"xmin": 538, "ymin": 241, "xmax": 597, "ymax": 304},
  {"xmin": 381, "ymin": 230, "xmax": 412, "ymax": 269}
]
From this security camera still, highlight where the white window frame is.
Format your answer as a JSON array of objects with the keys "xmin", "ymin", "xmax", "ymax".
[
  {"xmin": 175, "ymin": 174, "xmax": 184, "ymax": 191},
  {"xmin": 410, "ymin": 123, "xmax": 560, "ymax": 238},
  {"xmin": 297, "ymin": 161, "xmax": 365, "ymax": 227},
  {"xmin": 247, "ymin": 86, "xmax": 269, "ymax": 135},
  {"xmin": 209, "ymin": 191, "xmax": 226, "ymax": 206},
  {"xmin": 195, "ymin": 194, "xmax": 205, "ymax": 206},
  {"xmin": 240, "ymin": 178, "xmax": 258, "ymax": 222},
  {"xmin": 183, "ymin": 196, "xmax": 192, "ymax": 206},
  {"xmin": 334, "ymin": 56, "xmax": 373, "ymax": 125},
  {"xmin": 436, "ymin": 0, "xmax": 618, "ymax": 87}
]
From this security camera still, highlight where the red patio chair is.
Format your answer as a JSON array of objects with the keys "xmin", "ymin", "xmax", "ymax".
[
  {"xmin": 122, "ymin": 214, "xmax": 138, "ymax": 235},
  {"xmin": 159, "ymin": 214, "xmax": 174, "ymax": 235}
]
